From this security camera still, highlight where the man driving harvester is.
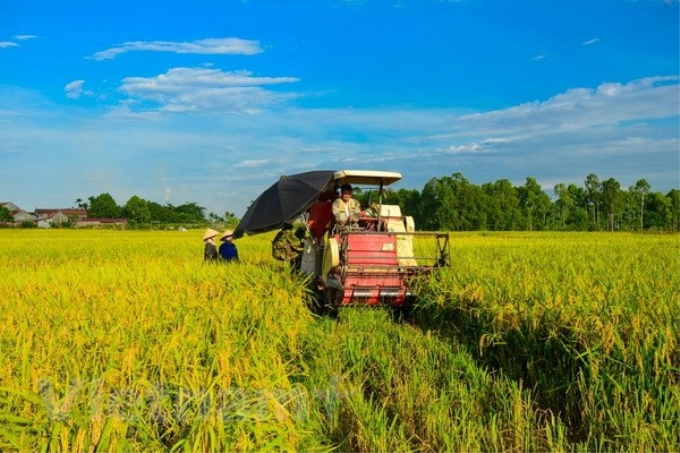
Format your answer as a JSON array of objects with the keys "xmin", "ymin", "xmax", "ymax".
[{"xmin": 332, "ymin": 183, "xmax": 361, "ymax": 231}]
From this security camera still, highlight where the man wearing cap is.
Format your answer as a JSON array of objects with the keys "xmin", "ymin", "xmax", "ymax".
[
  {"xmin": 219, "ymin": 229, "xmax": 239, "ymax": 262},
  {"xmin": 203, "ymin": 228, "xmax": 220, "ymax": 261},
  {"xmin": 332, "ymin": 183, "xmax": 361, "ymax": 230}
]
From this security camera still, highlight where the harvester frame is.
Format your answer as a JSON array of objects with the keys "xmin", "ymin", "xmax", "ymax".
[{"xmin": 297, "ymin": 170, "xmax": 450, "ymax": 313}]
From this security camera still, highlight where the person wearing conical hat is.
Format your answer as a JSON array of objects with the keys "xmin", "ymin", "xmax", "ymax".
[
  {"xmin": 218, "ymin": 229, "xmax": 239, "ymax": 263},
  {"xmin": 203, "ymin": 228, "xmax": 220, "ymax": 262}
]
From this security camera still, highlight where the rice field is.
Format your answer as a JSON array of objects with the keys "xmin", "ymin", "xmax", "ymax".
[{"xmin": 0, "ymin": 229, "xmax": 678, "ymax": 452}]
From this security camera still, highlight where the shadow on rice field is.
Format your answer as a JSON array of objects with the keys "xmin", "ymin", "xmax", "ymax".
[{"xmin": 407, "ymin": 299, "xmax": 589, "ymax": 442}]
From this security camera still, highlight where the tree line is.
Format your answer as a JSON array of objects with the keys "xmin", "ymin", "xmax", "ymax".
[
  {"xmin": 77, "ymin": 172, "xmax": 678, "ymax": 231},
  {"xmin": 358, "ymin": 172, "xmax": 679, "ymax": 232},
  {"xmin": 76, "ymin": 194, "xmax": 236, "ymax": 226}
]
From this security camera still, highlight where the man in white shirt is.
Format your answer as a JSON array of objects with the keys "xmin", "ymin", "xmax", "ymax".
[{"xmin": 332, "ymin": 183, "xmax": 361, "ymax": 229}]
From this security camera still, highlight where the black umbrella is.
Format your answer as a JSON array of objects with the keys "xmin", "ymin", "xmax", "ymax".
[{"xmin": 233, "ymin": 170, "xmax": 336, "ymax": 238}]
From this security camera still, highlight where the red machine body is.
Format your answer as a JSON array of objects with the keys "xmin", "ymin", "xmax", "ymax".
[{"xmin": 338, "ymin": 231, "xmax": 407, "ymax": 305}]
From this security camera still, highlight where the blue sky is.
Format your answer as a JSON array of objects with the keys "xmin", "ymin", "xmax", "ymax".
[{"xmin": 1, "ymin": 0, "xmax": 678, "ymax": 218}]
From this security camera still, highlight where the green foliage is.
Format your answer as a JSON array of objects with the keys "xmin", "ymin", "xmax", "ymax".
[
  {"xmin": 82, "ymin": 196, "xmax": 210, "ymax": 224},
  {"xmin": 645, "ymin": 192, "xmax": 674, "ymax": 229},
  {"xmin": 173, "ymin": 202, "xmax": 206, "ymax": 222},
  {"xmin": 0, "ymin": 207, "xmax": 12, "ymax": 222},
  {"xmin": 419, "ymin": 173, "xmax": 495, "ymax": 230},
  {"xmin": 410, "ymin": 172, "xmax": 677, "ymax": 232},
  {"xmin": 123, "ymin": 196, "xmax": 151, "ymax": 224},
  {"xmin": 74, "ymin": 197, "xmax": 89, "ymax": 210},
  {"xmin": 484, "ymin": 179, "xmax": 522, "ymax": 230},
  {"xmin": 517, "ymin": 177, "xmax": 552, "ymax": 231},
  {"xmin": 667, "ymin": 189, "xmax": 680, "ymax": 231},
  {"xmin": 87, "ymin": 193, "xmax": 123, "ymax": 218},
  {"xmin": 147, "ymin": 201, "xmax": 178, "ymax": 223}
]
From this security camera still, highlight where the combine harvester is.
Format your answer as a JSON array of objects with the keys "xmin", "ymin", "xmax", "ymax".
[{"xmin": 234, "ymin": 170, "xmax": 450, "ymax": 315}]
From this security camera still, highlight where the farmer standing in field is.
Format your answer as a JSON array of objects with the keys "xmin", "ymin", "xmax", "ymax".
[
  {"xmin": 203, "ymin": 228, "xmax": 220, "ymax": 262},
  {"xmin": 218, "ymin": 229, "xmax": 239, "ymax": 262}
]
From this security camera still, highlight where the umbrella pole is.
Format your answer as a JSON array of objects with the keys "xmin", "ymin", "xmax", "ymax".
[{"xmin": 377, "ymin": 180, "xmax": 384, "ymax": 232}]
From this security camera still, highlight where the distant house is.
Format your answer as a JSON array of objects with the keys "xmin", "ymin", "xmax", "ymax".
[
  {"xmin": 34, "ymin": 208, "xmax": 87, "ymax": 222},
  {"xmin": 36, "ymin": 212, "xmax": 70, "ymax": 228},
  {"xmin": 33, "ymin": 208, "xmax": 88, "ymax": 228},
  {"xmin": 0, "ymin": 202, "xmax": 21, "ymax": 212},
  {"xmin": 75, "ymin": 218, "xmax": 128, "ymax": 229},
  {"xmin": 1, "ymin": 205, "xmax": 129, "ymax": 229},
  {"xmin": 0, "ymin": 202, "xmax": 35, "ymax": 223}
]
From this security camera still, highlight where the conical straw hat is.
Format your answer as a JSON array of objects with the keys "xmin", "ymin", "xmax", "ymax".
[{"xmin": 203, "ymin": 228, "xmax": 219, "ymax": 240}]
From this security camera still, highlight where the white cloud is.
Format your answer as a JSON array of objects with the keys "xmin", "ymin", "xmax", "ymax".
[
  {"xmin": 234, "ymin": 159, "xmax": 272, "ymax": 168},
  {"xmin": 0, "ymin": 35, "xmax": 37, "ymax": 49},
  {"xmin": 118, "ymin": 67, "xmax": 300, "ymax": 113},
  {"xmin": 460, "ymin": 76, "xmax": 679, "ymax": 132},
  {"xmin": 91, "ymin": 37, "xmax": 263, "ymax": 60},
  {"xmin": 440, "ymin": 138, "xmax": 511, "ymax": 155},
  {"xmin": 1, "ymin": 76, "xmax": 677, "ymax": 216},
  {"xmin": 583, "ymin": 38, "xmax": 599, "ymax": 45},
  {"xmin": 64, "ymin": 80, "xmax": 94, "ymax": 99}
]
